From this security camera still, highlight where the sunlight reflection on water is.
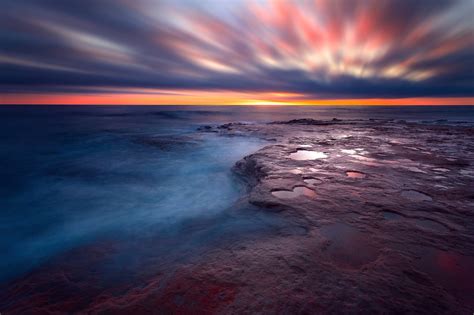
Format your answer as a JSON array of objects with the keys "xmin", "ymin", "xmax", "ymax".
[{"xmin": 289, "ymin": 150, "xmax": 328, "ymax": 160}]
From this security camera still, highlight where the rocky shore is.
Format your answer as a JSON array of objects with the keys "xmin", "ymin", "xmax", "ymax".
[
  {"xmin": 198, "ymin": 118, "xmax": 474, "ymax": 313},
  {"xmin": 1, "ymin": 119, "xmax": 473, "ymax": 314}
]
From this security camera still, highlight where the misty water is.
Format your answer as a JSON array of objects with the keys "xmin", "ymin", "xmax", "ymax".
[{"xmin": 1, "ymin": 105, "xmax": 473, "ymax": 283}]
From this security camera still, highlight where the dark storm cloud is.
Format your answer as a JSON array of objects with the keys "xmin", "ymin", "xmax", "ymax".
[{"xmin": 1, "ymin": 0, "xmax": 473, "ymax": 99}]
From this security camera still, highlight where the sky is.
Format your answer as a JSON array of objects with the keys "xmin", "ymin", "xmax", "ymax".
[{"xmin": 1, "ymin": 0, "xmax": 473, "ymax": 105}]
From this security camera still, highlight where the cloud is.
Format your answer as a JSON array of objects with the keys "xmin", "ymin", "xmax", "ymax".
[{"xmin": 1, "ymin": 0, "xmax": 473, "ymax": 99}]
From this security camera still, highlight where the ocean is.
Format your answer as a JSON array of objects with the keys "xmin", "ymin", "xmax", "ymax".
[{"xmin": 1, "ymin": 105, "xmax": 473, "ymax": 283}]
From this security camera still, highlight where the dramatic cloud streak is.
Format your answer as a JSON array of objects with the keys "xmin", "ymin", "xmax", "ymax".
[{"xmin": 1, "ymin": 0, "xmax": 473, "ymax": 104}]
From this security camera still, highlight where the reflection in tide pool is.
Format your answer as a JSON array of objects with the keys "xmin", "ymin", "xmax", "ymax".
[
  {"xmin": 412, "ymin": 246, "xmax": 474, "ymax": 308},
  {"xmin": 341, "ymin": 149, "xmax": 357, "ymax": 155},
  {"xmin": 289, "ymin": 150, "xmax": 328, "ymax": 160},
  {"xmin": 320, "ymin": 222, "xmax": 379, "ymax": 269},
  {"xmin": 346, "ymin": 171, "xmax": 366, "ymax": 179},
  {"xmin": 304, "ymin": 178, "xmax": 322, "ymax": 186},
  {"xmin": 401, "ymin": 190, "xmax": 433, "ymax": 202}
]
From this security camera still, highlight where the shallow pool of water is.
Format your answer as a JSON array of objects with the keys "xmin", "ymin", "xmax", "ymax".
[
  {"xmin": 346, "ymin": 171, "xmax": 366, "ymax": 179},
  {"xmin": 401, "ymin": 190, "xmax": 433, "ymax": 202},
  {"xmin": 341, "ymin": 149, "xmax": 357, "ymax": 155},
  {"xmin": 383, "ymin": 211, "xmax": 404, "ymax": 220},
  {"xmin": 411, "ymin": 246, "xmax": 474, "ymax": 308},
  {"xmin": 320, "ymin": 223, "xmax": 379, "ymax": 269},
  {"xmin": 304, "ymin": 178, "xmax": 323, "ymax": 186},
  {"xmin": 289, "ymin": 150, "xmax": 328, "ymax": 160},
  {"xmin": 272, "ymin": 186, "xmax": 316, "ymax": 199},
  {"xmin": 415, "ymin": 219, "xmax": 448, "ymax": 232}
]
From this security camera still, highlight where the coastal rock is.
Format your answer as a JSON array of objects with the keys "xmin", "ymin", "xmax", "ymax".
[{"xmin": 225, "ymin": 119, "xmax": 474, "ymax": 313}]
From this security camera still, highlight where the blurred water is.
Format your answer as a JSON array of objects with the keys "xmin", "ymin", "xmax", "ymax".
[{"xmin": 0, "ymin": 105, "xmax": 473, "ymax": 282}]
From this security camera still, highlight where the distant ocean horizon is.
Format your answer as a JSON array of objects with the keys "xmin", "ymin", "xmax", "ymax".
[{"xmin": 1, "ymin": 105, "xmax": 474, "ymax": 123}]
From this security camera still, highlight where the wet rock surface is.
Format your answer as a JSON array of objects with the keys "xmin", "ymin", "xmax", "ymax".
[
  {"xmin": 1, "ymin": 119, "xmax": 474, "ymax": 314},
  {"xmin": 209, "ymin": 118, "xmax": 474, "ymax": 313}
]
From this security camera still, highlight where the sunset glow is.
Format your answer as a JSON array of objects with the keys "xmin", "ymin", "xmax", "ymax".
[
  {"xmin": 1, "ymin": 92, "xmax": 473, "ymax": 106},
  {"xmin": 1, "ymin": 0, "xmax": 473, "ymax": 105}
]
